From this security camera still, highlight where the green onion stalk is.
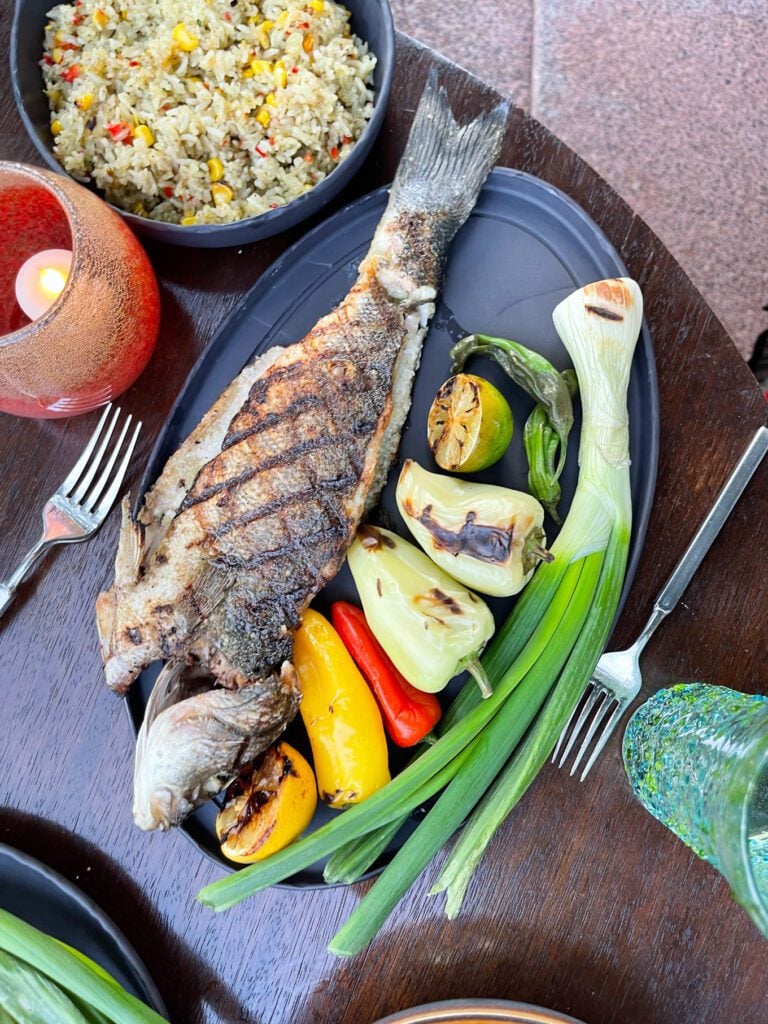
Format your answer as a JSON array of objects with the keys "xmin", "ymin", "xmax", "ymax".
[
  {"xmin": 0, "ymin": 910, "xmax": 168, "ymax": 1024},
  {"xmin": 198, "ymin": 278, "xmax": 643, "ymax": 955}
]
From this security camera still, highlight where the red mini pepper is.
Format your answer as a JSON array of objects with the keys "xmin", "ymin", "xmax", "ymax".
[{"xmin": 331, "ymin": 601, "xmax": 441, "ymax": 747}]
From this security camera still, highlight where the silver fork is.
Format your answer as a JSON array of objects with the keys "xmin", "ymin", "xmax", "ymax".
[
  {"xmin": 0, "ymin": 404, "xmax": 142, "ymax": 619},
  {"xmin": 553, "ymin": 424, "xmax": 768, "ymax": 781}
]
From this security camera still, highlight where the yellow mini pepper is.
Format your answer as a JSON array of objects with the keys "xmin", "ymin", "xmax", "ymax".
[{"xmin": 294, "ymin": 608, "xmax": 390, "ymax": 808}]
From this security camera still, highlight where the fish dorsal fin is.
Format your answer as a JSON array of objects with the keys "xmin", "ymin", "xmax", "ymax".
[{"xmin": 114, "ymin": 497, "xmax": 145, "ymax": 586}]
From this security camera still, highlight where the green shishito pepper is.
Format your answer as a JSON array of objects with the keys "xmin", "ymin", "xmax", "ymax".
[
  {"xmin": 523, "ymin": 369, "xmax": 579, "ymax": 522},
  {"xmin": 451, "ymin": 334, "xmax": 577, "ymax": 521}
]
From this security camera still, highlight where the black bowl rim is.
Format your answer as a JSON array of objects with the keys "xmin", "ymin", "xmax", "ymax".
[
  {"xmin": 0, "ymin": 842, "xmax": 169, "ymax": 1015},
  {"xmin": 10, "ymin": 0, "xmax": 395, "ymax": 241}
]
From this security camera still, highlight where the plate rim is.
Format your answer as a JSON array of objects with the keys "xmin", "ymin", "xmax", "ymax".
[
  {"xmin": 0, "ymin": 842, "xmax": 169, "ymax": 1016},
  {"xmin": 125, "ymin": 166, "xmax": 660, "ymax": 889},
  {"xmin": 371, "ymin": 998, "xmax": 586, "ymax": 1024}
]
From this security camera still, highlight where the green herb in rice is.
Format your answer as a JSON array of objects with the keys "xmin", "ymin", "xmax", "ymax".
[{"xmin": 42, "ymin": 0, "xmax": 376, "ymax": 225}]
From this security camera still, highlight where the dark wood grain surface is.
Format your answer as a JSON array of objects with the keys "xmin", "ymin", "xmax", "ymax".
[{"xmin": 2, "ymin": 21, "xmax": 767, "ymax": 1024}]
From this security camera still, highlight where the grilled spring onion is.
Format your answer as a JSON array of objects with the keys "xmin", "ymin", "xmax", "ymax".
[
  {"xmin": 197, "ymin": 278, "xmax": 642, "ymax": 955},
  {"xmin": 0, "ymin": 910, "xmax": 168, "ymax": 1024}
]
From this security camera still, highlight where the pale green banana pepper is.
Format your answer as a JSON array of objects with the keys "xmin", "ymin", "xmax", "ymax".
[
  {"xmin": 396, "ymin": 460, "xmax": 551, "ymax": 597},
  {"xmin": 347, "ymin": 525, "xmax": 496, "ymax": 698}
]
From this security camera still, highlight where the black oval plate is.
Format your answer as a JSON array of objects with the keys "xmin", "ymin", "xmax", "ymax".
[
  {"xmin": 127, "ymin": 168, "xmax": 659, "ymax": 887},
  {"xmin": 0, "ymin": 843, "xmax": 167, "ymax": 1014}
]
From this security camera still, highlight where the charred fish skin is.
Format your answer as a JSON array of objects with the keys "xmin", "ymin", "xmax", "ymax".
[{"xmin": 97, "ymin": 71, "xmax": 509, "ymax": 697}]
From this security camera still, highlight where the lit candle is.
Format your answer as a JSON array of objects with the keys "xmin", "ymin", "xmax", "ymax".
[{"xmin": 14, "ymin": 249, "xmax": 72, "ymax": 321}]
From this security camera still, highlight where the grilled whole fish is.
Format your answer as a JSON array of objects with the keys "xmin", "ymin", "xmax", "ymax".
[{"xmin": 96, "ymin": 70, "xmax": 508, "ymax": 830}]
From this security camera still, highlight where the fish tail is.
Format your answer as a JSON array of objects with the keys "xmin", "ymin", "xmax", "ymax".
[{"xmin": 387, "ymin": 66, "xmax": 509, "ymax": 228}]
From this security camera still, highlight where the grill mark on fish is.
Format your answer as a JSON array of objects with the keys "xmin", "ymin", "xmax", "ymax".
[
  {"xmin": 209, "ymin": 472, "xmax": 358, "ymax": 539},
  {"xmin": 213, "ymin": 520, "xmax": 349, "ymax": 572},
  {"xmin": 222, "ymin": 392, "xmax": 324, "ymax": 450},
  {"xmin": 180, "ymin": 433, "xmax": 360, "ymax": 512}
]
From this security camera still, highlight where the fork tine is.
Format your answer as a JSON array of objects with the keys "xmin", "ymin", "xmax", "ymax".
[
  {"xmin": 555, "ymin": 686, "xmax": 601, "ymax": 768},
  {"xmin": 91, "ymin": 420, "xmax": 142, "ymax": 520},
  {"xmin": 569, "ymin": 691, "xmax": 616, "ymax": 778},
  {"xmin": 59, "ymin": 403, "xmax": 113, "ymax": 495},
  {"xmin": 578, "ymin": 701, "xmax": 625, "ymax": 782},
  {"xmin": 69, "ymin": 405, "xmax": 121, "ymax": 504},
  {"xmin": 551, "ymin": 698, "xmax": 581, "ymax": 763},
  {"xmin": 83, "ymin": 414, "xmax": 132, "ymax": 513}
]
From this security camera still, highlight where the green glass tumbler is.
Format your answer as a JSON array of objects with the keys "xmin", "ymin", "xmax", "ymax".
[{"xmin": 623, "ymin": 682, "xmax": 768, "ymax": 935}]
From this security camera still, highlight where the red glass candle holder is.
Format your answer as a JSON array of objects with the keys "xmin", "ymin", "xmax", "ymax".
[{"xmin": 0, "ymin": 162, "xmax": 160, "ymax": 418}]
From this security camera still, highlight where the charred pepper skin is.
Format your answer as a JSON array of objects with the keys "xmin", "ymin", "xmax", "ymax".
[{"xmin": 396, "ymin": 460, "xmax": 551, "ymax": 597}]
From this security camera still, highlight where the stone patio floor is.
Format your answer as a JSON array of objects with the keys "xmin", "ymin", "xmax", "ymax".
[{"xmin": 391, "ymin": 0, "xmax": 768, "ymax": 362}]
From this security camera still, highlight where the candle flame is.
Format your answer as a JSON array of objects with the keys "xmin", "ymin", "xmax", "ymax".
[{"xmin": 39, "ymin": 266, "xmax": 68, "ymax": 299}]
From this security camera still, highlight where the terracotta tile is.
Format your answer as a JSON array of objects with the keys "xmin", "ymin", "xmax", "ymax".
[
  {"xmin": 389, "ymin": 0, "xmax": 534, "ymax": 109},
  {"xmin": 532, "ymin": 0, "xmax": 768, "ymax": 359}
]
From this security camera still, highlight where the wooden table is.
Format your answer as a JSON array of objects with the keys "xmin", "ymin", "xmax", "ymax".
[{"xmin": 1, "ymin": 27, "xmax": 767, "ymax": 1024}]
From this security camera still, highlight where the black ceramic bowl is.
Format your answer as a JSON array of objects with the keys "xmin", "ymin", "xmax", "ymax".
[{"xmin": 11, "ymin": 0, "xmax": 394, "ymax": 247}]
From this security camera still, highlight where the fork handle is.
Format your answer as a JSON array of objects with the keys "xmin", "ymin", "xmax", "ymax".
[
  {"xmin": 636, "ymin": 426, "xmax": 768, "ymax": 651},
  {"xmin": 0, "ymin": 536, "xmax": 51, "ymax": 620}
]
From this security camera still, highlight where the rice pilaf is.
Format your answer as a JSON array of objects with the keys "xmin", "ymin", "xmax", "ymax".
[{"xmin": 41, "ymin": 0, "xmax": 376, "ymax": 224}]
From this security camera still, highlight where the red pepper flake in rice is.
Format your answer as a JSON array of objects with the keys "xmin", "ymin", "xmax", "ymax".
[
  {"xmin": 223, "ymin": 11, "xmax": 231, "ymax": 20},
  {"xmin": 43, "ymin": 54, "xmax": 54, "ymax": 65},
  {"xmin": 330, "ymin": 146, "xmax": 339, "ymax": 159},
  {"xmin": 61, "ymin": 64, "xmax": 82, "ymax": 82},
  {"xmin": 269, "ymin": 202, "xmax": 279, "ymax": 208},
  {"xmin": 291, "ymin": 66, "xmax": 298, "ymax": 73},
  {"xmin": 342, "ymin": 135, "xmax": 351, "ymax": 144},
  {"xmin": 255, "ymin": 145, "xmax": 267, "ymax": 157},
  {"xmin": 163, "ymin": 186, "xmax": 174, "ymax": 198},
  {"xmin": 129, "ymin": 60, "xmax": 140, "ymax": 66},
  {"xmin": 304, "ymin": 152, "xmax": 313, "ymax": 163}
]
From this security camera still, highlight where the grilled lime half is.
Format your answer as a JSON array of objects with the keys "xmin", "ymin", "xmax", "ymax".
[{"xmin": 427, "ymin": 373, "xmax": 514, "ymax": 472}]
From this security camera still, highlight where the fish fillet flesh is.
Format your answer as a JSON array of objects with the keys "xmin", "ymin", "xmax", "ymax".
[{"xmin": 96, "ymin": 70, "xmax": 508, "ymax": 830}]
